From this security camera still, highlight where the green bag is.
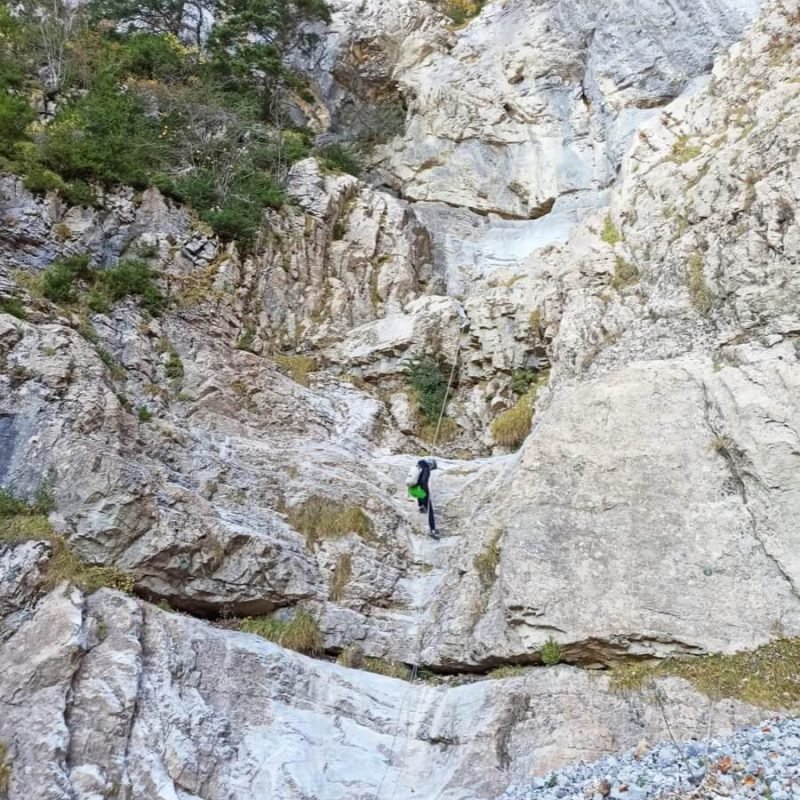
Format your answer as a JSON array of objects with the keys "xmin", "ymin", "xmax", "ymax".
[{"xmin": 408, "ymin": 485, "xmax": 426, "ymax": 500}]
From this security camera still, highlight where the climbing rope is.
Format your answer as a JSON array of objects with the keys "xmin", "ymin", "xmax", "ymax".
[
  {"xmin": 373, "ymin": 333, "xmax": 463, "ymax": 800},
  {"xmin": 430, "ymin": 345, "xmax": 461, "ymax": 451}
]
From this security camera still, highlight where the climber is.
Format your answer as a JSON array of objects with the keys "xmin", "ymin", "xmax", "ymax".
[{"xmin": 406, "ymin": 457, "xmax": 439, "ymax": 539}]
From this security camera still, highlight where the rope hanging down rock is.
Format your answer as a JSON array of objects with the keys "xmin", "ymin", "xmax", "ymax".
[{"xmin": 374, "ymin": 329, "xmax": 464, "ymax": 800}]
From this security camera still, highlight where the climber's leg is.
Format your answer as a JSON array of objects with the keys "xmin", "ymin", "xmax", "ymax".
[{"xmin": 427, "ymin": 497, "xmax": 439, "ymax": 539}]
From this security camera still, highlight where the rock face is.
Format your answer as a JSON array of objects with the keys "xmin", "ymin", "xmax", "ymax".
[
  {"xmin": 0, "ymin": 586, "xmax": 767, "ymax": 800},
  {"xmin": 310, "ymin": 0, "xmax": 761, "ymax": 218},
  {"xmin": 2, "ymin": 0, "xmax": 800, "ymax": 797},
  {"xmin": 411, "ymin": 0, "xmax": 800, "ymax": 669}
]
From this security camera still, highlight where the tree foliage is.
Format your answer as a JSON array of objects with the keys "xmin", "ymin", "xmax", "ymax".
[
  {"xmin": 0, "ymin": 0, "xmax": 331, "ymax": 248},
  {"xmin": 406, "ymin": 354, "xmax": 453, "ymax": 424}
]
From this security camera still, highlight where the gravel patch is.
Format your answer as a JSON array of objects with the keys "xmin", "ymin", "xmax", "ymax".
[{"xmin": 501, "ymin": 717, "xmax": 800, "ymax": 800}]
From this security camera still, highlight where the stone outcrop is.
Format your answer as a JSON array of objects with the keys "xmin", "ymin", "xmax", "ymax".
[
  {"xmin": 0, "ymin": 586, "xmax": 767, "ymax": 800},
  {"xmin": 1, "ymin": 0, "xmax": 800, "ymax": 798},
  {"xmin": 408, "ymin": 0, "xmax": 800, "ymax": 668},
  {"xmin": 346, "ymin": 0, "xmax": 760, "ymax": 218}
]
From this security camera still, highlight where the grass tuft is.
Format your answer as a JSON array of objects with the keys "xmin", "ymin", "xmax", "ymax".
[
  {"xmin": 96, "ymin": 347, "xmax": 126, "ymax": 381},
  {"xmin": 275, "ymin": 354, "xmax": 317, "ymax": 387},
  {"xmin": 0, "ymin": 487, "xmax": 135, "ymax": 593},
  {"xmin": 474, "ymin": 529, "xmax": 503, "ymax": 592},
  {"xmin": 687, "ymin": 251, "xmax": 712, "ymax": 314},
  {"xmin": 600, "ymin": 214, "xmax": 621, "ymax": 245},
  {"xmin": 236, "ymin": 324, "xmax": 257, "ymax": 353},
  {"xmin": 611, "ymin": 256, "xmax": 640, "ymax": 290},
  {"xmin": 362, "ymin": 657, "xmax": 412, "ymax": 680},
  {"xmin": 336, "ymin": 643, "xmax": 364, "ymax": 668},
  {"xmin": 488, "ymin": 664, "xmax": 526, "ymax": 679},
  {"xmin": 0, "ymin": 741, "xmax": 9, "ymax": 795},
  {"xmin": 491, "ymin": 391, "xmax": 534, "ymax": 449},
  {"xmin": 418, "ymin": 416, "xmax": 457, "ymax": 444},
  {"xmin": 611, "ymin": 638, "xmax": 800, "ymax": 709},
  {"xmin": 240, "ymin": 610, "xmax": 322, "ymax": 655},
  {"xmin": 288, "ymin": 496, "xmax": 374, "ymax": 547},
  {"xmin": 330, "ymin": 553, "xmax": 352, "ymax": 602},
  {"xmin": 670, "ymin": 135, "xmax": 702, "ymax": 164},
  {"xmin": 336, "ymin": 645, "xmax": 412, "ymax": 679}
]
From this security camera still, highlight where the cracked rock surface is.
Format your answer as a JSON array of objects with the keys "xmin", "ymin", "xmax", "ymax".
[
  {"xmin": 0, "ymin": 587, "xmax": 766, "ymax": 800},
  {"xmin": 1, "ymin": 0, "xmax": 799, "ymax": 797}
]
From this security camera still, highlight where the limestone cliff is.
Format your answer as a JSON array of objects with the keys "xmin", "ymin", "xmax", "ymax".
[{"xmin": 1, "ymin": 0, "xmax": 799, "ymax": 798}]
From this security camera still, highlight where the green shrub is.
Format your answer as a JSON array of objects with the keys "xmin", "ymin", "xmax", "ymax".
[
  {"xmin": 165, "ymin": 350, "xmax": 184, "ymax": 379},
  {"xmin": 540, "ymin": 636, "xmax": 562, "ymax": 666},
  {"xmin": 44, "ymin": 255, "xmax": 164, "ymax": 315},
  {"xmin": 0, "ymin": 296, "xmax": 26, "ymax": 319},
  {"xmin": 287, "ymin": 496, "xmax": 374, "ymax": 547},
  {"xmin": 120, "ymin": 32, "xmax": 188, "ymax": 81},
  {"xmin": 62, "ymin": 180, "xmax": 97, "ymax": 208},
  {"xmin": 277, "ymin": 129, "xmax": 313, "ymax": 163},
  {"xmin": 102, "ymin": 259, "xmax": 164, "ymax": 314},
  {"xmin": 0, "ymin": 92, "xmax": 34, "ymax": 156},
  {"xmin": 86, "ymin": 285, "xmax": 112, "ymax": 314},
  {"xmin": 315, "ymin": 143, "xmax": 362, "ymax": 176},
  {"xmin": 250, "ymin": 129, "xmax": 313, "ymax": 170},
  {"xmin": 510, "ymin": 368, "xmax": 538, "ymax": 396},
  {"xmin": 0, "ymin": 487, "xmax": 27, "ymax": 517},
  {"xmin": 201, "ymin": 206, "xmax": 261, "ymax": 248},
  {"xmin": 23, "ymin": 166, "xmax": 66, "ymax": 195},
  {"xmin": 240, "ymin": 609, "xmax": 322, "ymax": 655},
  {"xmin": 0, "ymin": 0, "xmax": 335, "ymax": 251},
  {"xmin": 38, "ymin": 85, "xmax": 165, "ymax": 188},
  {"xmin": 41, "ymin": 254, "xmax": 93, "ymax": 304},
  {"xmin": 172, "ymin": 170, "xmax": 217, "ymax": 209},
  {"xmin": 185, "ymin": 171, "xmax": 283, "ymax": 249},
  {"xmin": 137, "ymin": 405, "xmax": 153, "ymax": 422},
  {"xmin": 406, "ymin": 354, "xmax": 452, "ymax": 424}
]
